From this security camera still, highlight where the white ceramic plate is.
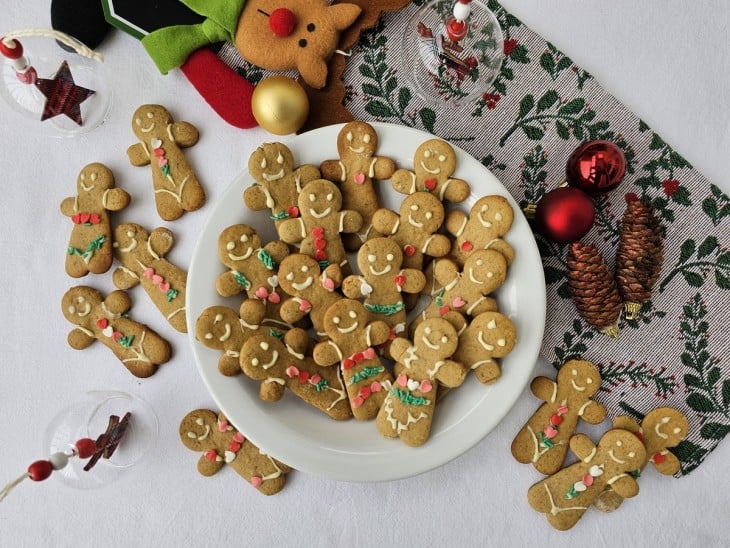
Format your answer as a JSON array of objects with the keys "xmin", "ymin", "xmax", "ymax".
[{"xmin": 187, "ymin": 122, "xmax": 546, "ymax": 482}]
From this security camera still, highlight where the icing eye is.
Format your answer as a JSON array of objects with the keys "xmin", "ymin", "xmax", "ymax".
[
  {"xmin": 476, "ymin": 259, "xmax": 483, "ymax": 266},
  {"xmin": 441, "ymin": 336, "xmax": 448, "ymax": 343},
  {"xmin": 662, "ymin": 417, "xmax": 670, "ymax": 424},
  {"xmin": 307, "ymin": 23, "xmax": 315, "ymax": 32},
  {"xmin": 348, "ymin": 310, "xmax": 357, "ymax": 318},
  {"xmin": 424, "ymin": 326, "xmax": 432, "ymax": 335},
  {"xmin": 586, "ymin": 378, "xmax": 593, "ymax": 384},
  {"xmin": 240, "ymin": 234, "xmax": 249, "ymax": 243},
  {"xmin": 214, "ymin": 314, "xmax": 223, "ymax": 323},
  {"xmin": 90, "ymin": 172, "xmax": 98, "ymax": 181},
  {"xmin": 226, "ymin": 242, "xmax": 235, "ymax": 251},
  {"xmin": 363, "ymin": 134, "xmax": 371, "ymax": 144},
  {"xmin": 425, "ymin": 212, "xmax": 433, "ymax": 220},
  {"xmin": 410, "ymin": 204, "xmax": 418, "ymax": 211},
  {"xmin": 616, "ymin": 440, "xmax": 623, "ymax": 447},
  {"xmin": 332, "ymin": 316, "xmax": 340, "ymax": 324},
  {"xmin": 628, "ymin": 451, "xmax": 636, "ymax": 458},
  {"xmin": 572, "ymin": 369, "xmax": 577, "ymax": 376},
  {"xmin": 75, "ymin": 296, "xmax": 84, "ymax": 304},
  {"xmin": 301, "ymin": 265, "xmax": 309, "ymax": 273},
  {"xmin": 134, "ymin": 118, "xmax": 141, "ymax": 126},
  {"xmin": 346, "ymin": 131, "xmax": 353, "ymax": 142},
  {"xmin": 481, "ymin": 204, "xmax": 489, "ymax": 212},
  {"xmin": 196, "ymin": 418, "xmax": 204, "ymax": 426},
  {"xmin": 326, "ymin": 193, "xmax": 333, "ymax": 201},
  {"xmin": 67, "ymin": 305, "xmax": 76, "ymax": 314},
  {"xmin": 309, "ymin": 193, "xmax": 316, "ymax": 202},
  {"xmin": 146, "ymin": 112, "xmax": 154, "ymax": 119},
  {"xmin": 438, "ymin": 154, "xmax": 446, "ymax": 162},
  {"xmin": 277, "ymin": 152, "xmax": 284, "ymax": 165},
  {"xmin": 673, "ymin": 427, "xmax": 681, "ymax": 434},
  {"xmin": 367, "ymin": 254, "xmax": 376, "ymax": 263},
  {"xmin": 286, "ymin": 272, "xmax": 294, "ymax": 281},
  {"xmin": 495, "ymin": 213, "xmax": 503, "ymax": 221},
  {"xmin": 251, "ymin": 358, "xmax": 259, "ymax": 366},
  {"xmin": 260, "ymin": 158, "xmax": 267, "ymax": 169},
  {"xmin": 204, "ymin": 333, "xmax": 212, "ymax": 340},
  {"xmin": 386, "ymin": 254, "xmax": 394, "ymax": 261},
  {"xmin": 259, "ymin": 341, "xmax": 269, "ymax": 351},
  {"xmin": 298, "ymin": 38, "xmax": 307, "ymax": 48},
  {"xmin": 424, "ymin": 150, "xmax": 432, "ymax": 158},
  {"xmin": 126, "ymin": 230, "xmax": 134, "ymax": 238}
]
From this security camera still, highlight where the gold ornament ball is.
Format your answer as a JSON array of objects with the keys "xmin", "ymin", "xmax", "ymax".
[{"xmin": 251, "ymin": 76, "xmax": 309, "ymax": 135}]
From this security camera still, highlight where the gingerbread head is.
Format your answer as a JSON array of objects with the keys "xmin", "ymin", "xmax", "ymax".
[
  {"xmin": 179, "ymin": 409, "xmax": 291, "ymax": 495},
  {"xmin": 391, "ymin": 138, "xmax": 470, "ymax": 203},
  {"xmin": 453, "ymin": 311, "xmax": 517, "ymax": 385}
]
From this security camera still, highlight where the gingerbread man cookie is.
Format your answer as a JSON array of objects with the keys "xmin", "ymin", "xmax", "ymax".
[
  {"xmin": 277, "ymin": 254, "xmax": 343, "ymax": 338},
  {"xmin": 61, "ymin": 286, "xmax": 172, "ymax": 378},
  {"xmin": 215, "ymin": 224, "xmax": 291, "ymax": 322},
  {"xmin": 236, "ymin": 0, "xmax": 362, "ymax": 89},
  {"xmin": 444, "ymin": 194, "xmax": 515, "ymax": 267},
  {"xmin": 243, "ymin": 142, "xmax": 320, "ymax": 235},
  {"xmin": 112, "ymin": 223, "xmax": 187, "ymax": 333},
  {"xmin": 195, "ymin": 301, "xmax": 280, "ymax": 377},
  {"xmin": 371, "ymin": 192, "xmax": 452, "ymax": 271},
  {"xmin": 414, "ymin": 250, "xmax": 507, "ymax": 332},
  {"xmin": 127, "ymin": 104, "xmax": 206, "ymax": 221},
  {"xmin": 313, "ymin": 299, "xmax": 393, "ymax": 420},
  {"xmin": 527, "ymin": 429, "xmax": 646, "ymax": 530},
  {"xmin": 240, "ymin": 328, "xmax": 351, "ymax": 419},
  {"xmin": 391, "ymin": 138, "xmax": 470, "ymax": 203},
  {"xmin": 180, "ymin": 410, "xmax": 291, "ymax": 496},
  {"xmin": 60, "ymin": 163, "xmax": 130, "ymax": 278},
  {"xmin": 320, "ymin": 121, "xmax": 396, "ymax": 250},
  {"xmin": 376, "ymin": 318, "xmax": 466, "ymax": 446},
  {"xmin": 278, "ymin": 179, "xmax": 362, "ymax": 272},
  {"xmin": 595, "ymin": 407, "xmax": 688, "ymax": 512},
  {"xmin": 452, "ymin": 311, "xmax": 517, "ymax": 385},
  {"xmin": 342, "ymin": 237, "xmax": 426, "ymax": 338},
  {"xmin": 511, "ymin": 359, "xmax": 607, "ymax": 475}
]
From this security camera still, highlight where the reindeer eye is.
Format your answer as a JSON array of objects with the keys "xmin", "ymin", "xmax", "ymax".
[
  {"xmin": 298, "ymin": 38, "xmax": 307, "ymax": 48},
  {"xmin": 307, "ymin": 23, "xmax": 315, "ymax": 32}
]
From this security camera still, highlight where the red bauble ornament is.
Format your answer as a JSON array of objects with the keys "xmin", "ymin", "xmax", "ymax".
[
  {"xmin": 533, "ymin": 187, "xmax": 595, "ymax": 244},
  {"xmin": 566, "ymin": 140, "xmax": 626, "ymax": 195}
]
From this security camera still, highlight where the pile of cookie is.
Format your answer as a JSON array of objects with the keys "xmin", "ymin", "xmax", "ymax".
[{"xmin": 195, "ymin": 121, "xmax": 518, "ymax": 448}]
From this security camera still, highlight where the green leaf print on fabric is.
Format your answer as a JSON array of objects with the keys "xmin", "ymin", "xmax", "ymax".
[{"xmin": 659, "ymin": 237, "xmax": 730, "ymax": 292}]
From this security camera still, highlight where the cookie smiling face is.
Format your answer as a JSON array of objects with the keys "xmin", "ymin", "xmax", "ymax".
[
  {"xmin": 601, "ymin": 430, "xmax": 645, "ymax": 468},
  {"xmin": 338, "ymin": 121, "xmax": 377, "ymax": 156},
  {"xmin": 357, "ymin": 238, "xmax": 402, "ymax": 278},
  {"xmin": 196, "ymin": 306, "xmax": 239, "ymax": 350},
  {"xmin": 131, "ymin": 104, "xmax": 172, "ymax": 140},
  {"xmin": 62, "ymin": 288, "xmax": 94, "ymax": 321},
  {"xmin": 248, "ymin": 143, "xmax": 295, "ymax": 183},
  {"xmin": 219, "ymin": 225, "xmax": 261, "ymax": 264},
  {"xmin": 299, "ymin": 180, "xmax": 342, "ymax": 219},
  {"xmin": 557, "ymin": 359, "xmax": 602, "ymax": 396},
  {"xmin": 278, "ymin": 255, "xmax": 320, "ymax": 295},
  {"xmin": 414, "ymin": 318, "xmax": 458, "ymax": 358},
  {"xmin": 414, "ymin": 139, "xmax": 457, "ymax": 180},
  {"xmin": 323, "ymin": 299, "xmax": 369, "ymax": 336},
  {"xmin": 462, "ymin": 249, "xmax": 508, "ymax": 289},
  {"xmin": 77, "ymin": 162, "xmax": 113, "ymax": 194}
]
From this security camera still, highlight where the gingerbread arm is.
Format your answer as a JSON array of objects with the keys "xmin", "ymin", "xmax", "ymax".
[
  {"xmin": 609, "ymin": 475, "xmax": 641, "ymax": 499},
  {"xmin": 342, "ymin": 274, "xmax": 368, "ymax": 299},
  {"xmin": 373, "ymin": 156, "xmax": 396, "ymax": 180},
  {"xmin": 112, "ymin": 266, "xmax": 141, "ymax": 290},
  {"xmin": 651, "ymin": 451, "xmax": 682, "ymax": 475},
  {"xmin": 389, "ymin": 337, "xmax": 413, "ymax": 363},
  {"xmin": 103, "ymin": 188, "xmax": 131, "ymax": 212},
  {"xmin": 283, "ymin": 327, "xmax": 311, "ymax": 356},
  {"xmin": 104, "ymin": 290, "xmax": 132, "ymax": 316},
  {"xmin": 444, "ymin": 210, "xmax": 468, "ymax": 238},
  {"xmin": 579, "ymin": 400, "xmax": 608, "ymax": 424},
  {"xmin": 127, "ymin": 143, "xmax": 151, "ymax": 167},
  {"xmin": 215, "ymin": 271, "xmax": 247, "ymax": 297},
  {"xmin": 149, "ymin": 227, "xmax": 175, "ymax": 257},
  {"xmin": 568, "ymin": 433, "xmax": 597, "ymax": 461},
  {"xmin": 239, "ymin": 299, "xmax": 267, "ymax": 326},
  {"xmin": 435, "ymin": 359, "xmax": 467, "ymax": 388},
  {"xmin": 170, "ymin": 121, "xmax": 199, "ymax": 148},
  {"xmin": 297, "ymin": 164, "xmax": 321, "ymax": 185},
  {"xmin": 197, "ymin": 455, "xmax": 225, "ymax": 477},
  {"xmin": 59, "ymin": 196, "xmax": 77, "ymax": 217},
  {"xmin": 433, "ymin": 258, "xmax": 460, "ymax": 288},
  {"xmin": 218, "ymin": 354, "xmax": 241, "ymax": 377},
  {"xmin": 319, "ymin": 159, "xmax": 344, "ymax": 182},
  {"xmin": 391, "ymin": 168, "xmax": 416, "ymax": 195},
  {"xmin": 370, "ymin": 208, "xmax": 399, "ymax": 235},
  {"xmin": 67, "ymin": 328, "xmax": 95, "ymax": 350},
  {"xmin": 322, "ymin": 264, "xmax": 343, "ymax": 288},
  {"xmin": 469, "ymin": 297, "xmax": 500, "ymax": 317},
  {"xmin": 262, "ymin": 240, "xmax": 290, "ymax": 265},
  {"xmin": 529, "ymin": 376, "xmax": 557, "ymax": 402},
  {"xmin": 243, "ymin": 185, "xmax": 269, "ymax": 211},
  {"xmin": 279, "ymin": 297, "xmax": 308, "ymax": 326},
  {"xmin": 312, "ymin": 340, "xmax": 342, "ymax": 367},
  {"xmin": 367, "ymin": 320, "xmax": 392, "ymax": 347},
  {"xmin": 277, "ymin": 218, "xmax": 306, "ymax": 244},
  {"xmin": 339, "ymin": 210, "xmax": 363, "ymax": 234},
  {"xmin": 399, "ymin": 269, "xmax": 426, "ymax": 294},
  {"xmin": 442, "ymin": 177, "xmax": 470, "ymax": 203}
]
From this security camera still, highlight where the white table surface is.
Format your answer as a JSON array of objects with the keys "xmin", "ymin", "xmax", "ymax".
[{"xmin": 1, "ymin": 1, "xmax": 729, "ymax": 546}]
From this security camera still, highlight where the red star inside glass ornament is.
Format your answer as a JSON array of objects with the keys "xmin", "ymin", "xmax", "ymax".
[
  {"xmin": 35, "ymin": 60, "xmax": 95, "ymax": 125},
  {"xmin": 566, "ymin": 140, "xmax": 626, "ymax": 195}
]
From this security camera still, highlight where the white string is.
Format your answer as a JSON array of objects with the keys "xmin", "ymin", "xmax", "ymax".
[
  {"xmin": 335, "ymin": 49, "xmax": 352, "ymax": 57},
  {"xmin": 3, "ymin": 28, "xmax": 103, "ymax": 62},
  {"xmin": 0, "ymin": 472, "xmax": 30, "ymax": 503}
]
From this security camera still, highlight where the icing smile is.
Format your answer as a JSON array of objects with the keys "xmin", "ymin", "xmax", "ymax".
[
  {"xmin": 368, "ymin": 264, "xmax": 392, "ymax": 276},
  {"xmin": 348, "ymin": 145, "xmax": 365, "ymax": 153},
  {"xmin": 421, "ymin": 335, "xmax": 440, "ymax": 350},
  {"xmin": 262, "ymin": 168, "xmax": 284, "ymax": 182},
  {"xmin": 337, "ymin": 321, "xmax": 359, "ymax": 334},
  {"xmin": 608, "ymin": 449, "xmax": 626, "ymax": 464},
  {"xmin": 420, "ymin": 161, "xmax": 440, "ymax": 175},
  {"xmin": 80, "ymin": 182, "xmax": 95, "ymax": 192},
  {"xmin": 468, "ymin": 268, "xmax": 485, "ymax": 285},
  {"xmin": 117, "ymin": 239, "xmax": 138, "ymax": 253},
  {"xmin": 309, "ymin": 207, "xmax": 332, "ymax": 218},
  {"xmin": 478, "ymin": 211, "xmax": 493, "ymax": 228},
  {"xmin": 218, "ymin": 323, "xmax": 231, "ymax": 342},
  {"xmin": 407, "ymin": 214, "xmax": 424, "ymax": 228},
  {"xmin": 292, "ymin": 277, "xmax": 313, "ymax": 291},
  {"xmin": 570, "ymin": 380, "xmax": 586, "ymax": 392},
  {"xmin": 188, "ymin": 424, "xmax": 210, "ymax": 441},
  {"xmin": 140, "ymin": 123, "xmax": 155, "ymax": 133},
  {"xmin": 477, "ymin": 331, "xmax": 494, "ymax": 351},
  {"xmin": 262, "ymin": 351, "xmax": 279, "ymax": 369},
  {"xmin": 228, "ymin": 247, "xmax": 253, "ymax": 262}
]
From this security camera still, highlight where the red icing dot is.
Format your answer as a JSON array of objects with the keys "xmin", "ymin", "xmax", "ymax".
[
  {"xmin": 403, "ymin": 245, "xmax": 416, "ymax": 257},
  {"xmin": 353, "ymin": 352, "xmax": 364, "ymax": 364},
  {"xmin": 461, "ymin": 241, "xmax": 474, "ymax": 252},
  {"xmin": 652, "ymin": 452, "xmax": 667, "ymax": 464},
  {"xmin": 439, "ymin": 305, "xmax": 451, "ymax": 316},
  {"xmin": 311, "ymin": 227, "xmax": 325, "ymax": 239},
  {"xmin": 314, "ymin": 249, "xmax": 327, "ymax": 260},
  {"xmin": 28, "ymin": 460, "xmax": 53, "ymax": 481},
  {"xmin": 269, "ymin": 8, "xmax": 297, "ymax": 37},
  {"xmin": 358, "ymin": 386, "xmax": 372, "ymax": 399},
  {"xmin": 550, "ymin": 414, "xmax": 563, "ymax": 426},
  {"xmin": 342, "ymin": 358, "xmax": 355, "ymax": 370},
  {"xmin": 298, "ymin": 371, "xmax": 310, "ymax": 383},
  {"xmin": 75, "ymin": 438, "xmax": 97, "ymax": 459},
  {"xmin": 205, "ymin": 450, "xmax": 217, "ymax": 462},
  {"xmin": 424, "ymin": 178, "xmax": 437, "ymax": 191},
  {"xmin": 287, "ymin": 206, "xmax": 300, "ymax": 218},
  {"xmin": 314, "ymin": 238, "xmax": 327, "ymax": 250},
  {"xmin": 395, "ymin": 275, "xmax": 405, "ymax": 287},
  {"xmin": 229, "ymin": 441, "xmax": 242, "ymax": 453},
  {"xmin": 96, "ymin": 318, "xmax": 109, "ymax": 329}
]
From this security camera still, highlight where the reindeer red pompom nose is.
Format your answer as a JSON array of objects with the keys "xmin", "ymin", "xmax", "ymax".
[{"xmin": 269, "ymin": 8, "xmax": 297, "ymax": 37}]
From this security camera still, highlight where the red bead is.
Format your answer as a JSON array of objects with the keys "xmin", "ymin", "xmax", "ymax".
[
  {"xmin": 269, "ymin": 8, "xmax": 297, "ymax": 37},
  {"xmin": 566, "ymin": 140, "xmax": 626, "ymax": 195},
  {"xmin": 75, "ymin": 438, "xmax": 97, "ymax": 459},
  {"xmin": 28, "ymin": 460, "xmax": 53, "ymax": 482},
  {"xmin": 0, "ymin": 37, "xmax": 24, "ymax": 60},
  {"xmin": 533, "ymin": 186, "xmax": 595, "ymax": 244}
]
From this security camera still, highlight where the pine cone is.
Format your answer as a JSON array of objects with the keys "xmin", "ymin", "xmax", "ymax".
[
  {"xmin": 567, "ymin": 242, "xmax": 623, "ymax": 338},
  {"xmin": 615, "ymin": 200, "xmax": 664, "ymax": 319}
]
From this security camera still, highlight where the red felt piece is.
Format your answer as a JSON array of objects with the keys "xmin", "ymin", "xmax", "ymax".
[{"xmin": 180, "ymin": 48, "xmax": 258, "ymax": 129}]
